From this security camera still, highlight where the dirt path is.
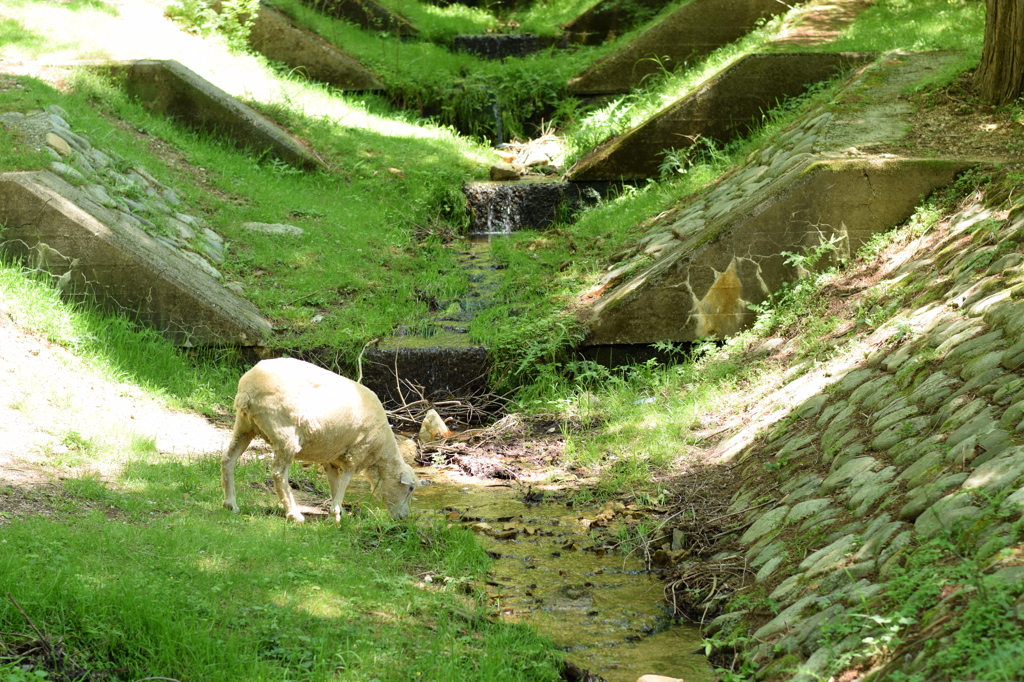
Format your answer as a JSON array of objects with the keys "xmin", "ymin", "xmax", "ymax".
[{"xmin": 0, "ymin": 302, "xmax": 231, "ymax": 520}]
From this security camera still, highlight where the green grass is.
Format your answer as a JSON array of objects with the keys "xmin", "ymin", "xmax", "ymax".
[
  {"xmin": 0, "ymin": 454, "xmax": 562, "ymax": 681},
  {"xmin": 7, "ymin": 69, "xmax": 489, "ymax": 365},
  {"xmin": 0, "ymin": 258, "xmax": 237, "ymax": 415},
  {"xmin": 562, "ymin": 0, "xmax": 986, "ymax": 164}
]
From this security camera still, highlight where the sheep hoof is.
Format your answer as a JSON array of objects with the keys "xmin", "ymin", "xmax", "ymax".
[
  {"xmin": 223, "ymin": 501, "xmax": 240, "ymax": 513},
  {"xmin": 287, "ymin": 512, "xmax": 306, "ymax": 523}
]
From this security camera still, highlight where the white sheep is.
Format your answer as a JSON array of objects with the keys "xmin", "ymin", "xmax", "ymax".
[{"xmin": 221, "ymin": 357, "xmax": 417, "ymax": 522}]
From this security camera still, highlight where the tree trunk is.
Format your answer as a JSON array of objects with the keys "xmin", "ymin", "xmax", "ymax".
[{"xmin": 973, "ymin": 0, "xmax": 1024, "ymax": 105}]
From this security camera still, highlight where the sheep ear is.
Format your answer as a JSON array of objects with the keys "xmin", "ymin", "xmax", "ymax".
[{"xmin": 400, "ymin": 471, "xmax": 417, "ymax": 486}]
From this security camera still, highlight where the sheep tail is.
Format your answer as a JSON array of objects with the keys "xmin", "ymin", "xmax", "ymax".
[{"xmin": 234, "ymin": 391, "xmax": 252, "ymax": 413}]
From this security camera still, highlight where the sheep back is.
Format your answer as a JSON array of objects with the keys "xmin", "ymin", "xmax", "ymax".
[{"xmin": 235, "ymin": 357, "xmax": 401, "ymax": 473}]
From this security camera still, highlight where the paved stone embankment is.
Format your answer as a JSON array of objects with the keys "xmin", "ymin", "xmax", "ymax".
[
  {"xmin": 0, "ymin": 105, "xmax": 274, "ymax": 345},
  {"xmin": 686, "ymin": 201, "xmax": 1024, "ymax": 680},
  {"xmin": 0, "ymin": 105, "xmax": 229, "ymax": 282}
]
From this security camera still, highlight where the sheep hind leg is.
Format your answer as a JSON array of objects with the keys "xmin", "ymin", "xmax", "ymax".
[
  {"xmin": 325, "ymin": 463, "xmax": 353, "ymax": 523},
  {"xmin": 267, "ymin": 434, "xmax": 304, "ymax": 522},
  {"xmin": 222, "ymin": 417, "xmax": 254, "ymax": 513}
]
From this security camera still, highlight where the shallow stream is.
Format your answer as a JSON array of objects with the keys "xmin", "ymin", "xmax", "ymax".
[{"xmin": 414, "ymin": 477, "xmax": 715, "ymax": 682}]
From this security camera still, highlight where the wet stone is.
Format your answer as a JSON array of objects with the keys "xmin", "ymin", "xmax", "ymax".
[
  {"xmin": 740, "ymin": 505, "xmax": 790, "ymax": 545},
  {"xmin": 915, "ymin": 493, "xmax": 981, "ymax": 538},
  {"xmin": 786, "ymin": 498, "xmax": 832, "ymax": 523},
  {"xmin": 821, "ymin": 458, "xmax": 877, "ymax": 495}
]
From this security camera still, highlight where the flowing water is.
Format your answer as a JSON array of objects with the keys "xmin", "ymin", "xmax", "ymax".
[{"xmin": 414, "ymin": 477, "xmax": 716, "ymax": 682}]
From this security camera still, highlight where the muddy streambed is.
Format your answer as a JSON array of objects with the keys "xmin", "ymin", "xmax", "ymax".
[{"xmin": 413, "ymin": 477, "xmax": 715, "ymax": 682}]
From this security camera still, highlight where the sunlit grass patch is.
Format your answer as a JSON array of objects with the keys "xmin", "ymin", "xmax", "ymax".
[
  {"xmin": 0, "ymin": 453, "xmax": 562, "ymax": 681},
  {"xmin": 0, "ymin": 258, "xmax": 237, "ymax": 414}
]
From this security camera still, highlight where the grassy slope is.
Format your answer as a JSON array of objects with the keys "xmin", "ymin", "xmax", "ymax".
[
  {"xmin": 0, "ymin": 0, "xmax": 1009, "ymax": 677},
  {"xmin": 0, "ymin": 263, "xmax": 562, "ymax": 681}
]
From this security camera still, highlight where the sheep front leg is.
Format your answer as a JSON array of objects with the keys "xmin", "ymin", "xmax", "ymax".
[
  {"xmin": 270, "ymin": 451, "xmax": 305, "ymax": 523},
  {"xmin": 325, "ymin": 463, "xmax": 354, "ymax": 523},
  {"xmin": 221, "ymin": 424, "xmax": 254, "ymax": 513}
]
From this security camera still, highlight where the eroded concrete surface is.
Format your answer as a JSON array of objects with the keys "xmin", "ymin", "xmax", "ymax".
[
  {"xmin": 111, "ymin": 59, "xmax": 323, "ymax": 170},
  {"xmin": 568, "ymin": 0, "xmax": 797, "ymax": 95},
  {"xmin": 246, "ymin": 3, "xmax": 384, "ymax": 90},
  {"xmin": 569, "ymin": 52, "xmax": 876, "ymax": 181},
  {"xmin": 0, "ymin": 170, "xmax": 271, "ymax": 346},
  {"xmin": 583, "ymin": 52, "xmax": 978, "ymax": 347}
]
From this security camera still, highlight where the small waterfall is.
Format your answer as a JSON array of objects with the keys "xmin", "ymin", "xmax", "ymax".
[{"xmin": 464, "ymin": 180, "xmax": 597, "ymax": 234}]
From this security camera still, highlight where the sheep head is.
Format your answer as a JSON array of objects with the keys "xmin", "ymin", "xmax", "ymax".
[{"xmin": 380, "ymin": 463, "xmax": 418, "ymax": 520}]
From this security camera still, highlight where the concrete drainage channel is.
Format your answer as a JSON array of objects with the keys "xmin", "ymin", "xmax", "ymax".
[
  {"xmin": 0, "ymin": 52, "xmax": 983, "ymax": 396},
  {"xmin": 0, "ymin": 44, "xmax": 999, "ymax": 682},
  {"xmin": 359, "ymin": 179, "xmax": 597, "ymax": 407}
]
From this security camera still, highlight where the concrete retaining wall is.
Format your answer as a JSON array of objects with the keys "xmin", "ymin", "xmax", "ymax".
[
  {"xmin": 569, "ymin": 52, "xmax": 876, "ymax": 182},
  {"xmin": 585, "ymin": 108, "xmax": 969, "ymax": 345},
  {"xmin": 300, "ymin": 0, "xmax": 418, "ymax": 37},
  {"xmin": 247, "ymin": 3, "xmax": 384, "ymax": 90},
  {"xmin": 0, "ymin": 171, "xmax": 272, "ymax": 347},
  {"xmin": 112, "ymin": 60, "xmax": 324, "ymax": 170},
  {"xmin": 568, "ymin": 0, "xmax": 798, "ymax": 95}
]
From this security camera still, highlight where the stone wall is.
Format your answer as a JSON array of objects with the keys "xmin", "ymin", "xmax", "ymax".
[{"xmin": 684, "ymin": 202, "xmax": 1024, "ymax": 681}]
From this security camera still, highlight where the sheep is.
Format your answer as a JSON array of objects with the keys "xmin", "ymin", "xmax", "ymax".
[{"xmin": 221, "ymin": 357, "xmax": 418, "ymax": 522}]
